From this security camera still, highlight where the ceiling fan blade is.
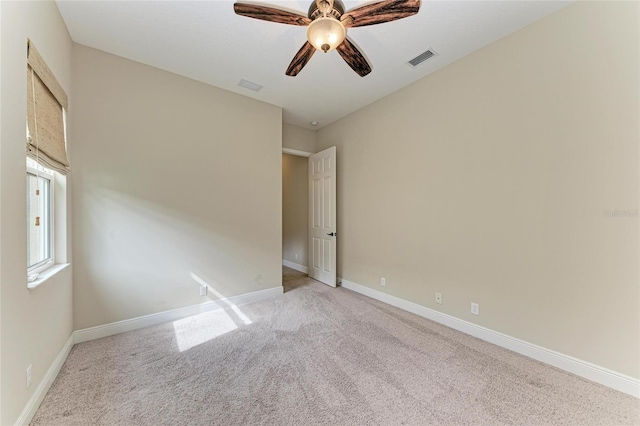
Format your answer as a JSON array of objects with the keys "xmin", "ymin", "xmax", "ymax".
[
  {"xmin": 234, "ymin": 3, "xmax": 311, "ymax": 26},
  {"xmin": 336, "ymin": 38, "xmax": 371, "ymax": 77},
  {"xmin": 341, "ymin": 0, "xmax": 420, "ymax": 28},
  {"xmin": 286, "ymin": 42, "xmax": 316, "ymax": 76}
]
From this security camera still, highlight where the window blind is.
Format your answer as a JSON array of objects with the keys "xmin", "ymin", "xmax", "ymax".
[{"xmin": 26, "ymin": 39, "xmax": 69, "ymax": 174}]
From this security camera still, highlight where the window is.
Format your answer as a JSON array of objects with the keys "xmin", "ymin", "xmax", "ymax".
[
  {"xmin": 27, "ymin": 158, "xmax": 54, "ymax": 272},
  {"xmin": 26, "ymin": 40, "xmax": 70, "ymax": 284}
]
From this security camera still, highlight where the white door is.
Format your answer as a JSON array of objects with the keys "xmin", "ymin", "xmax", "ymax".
[{"xmin": 308, "ymin": 146, "xmax": 337, "ymax": 287}]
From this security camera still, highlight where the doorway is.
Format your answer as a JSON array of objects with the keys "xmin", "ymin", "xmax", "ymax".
[
  {"xmin": 282, "ymin": 150, "xmax": 312, "ymax": 292},
  {"xmin": 282, "ymin": 146, "xmax": 337, "ymax": 290}
]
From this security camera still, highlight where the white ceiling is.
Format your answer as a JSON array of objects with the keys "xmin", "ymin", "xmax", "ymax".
[{"xmin": 56, "ymin": 0, "xmax": 572, "ymax": 129}]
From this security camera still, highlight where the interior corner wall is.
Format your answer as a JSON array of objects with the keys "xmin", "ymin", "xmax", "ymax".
[
  {"xmin": 0, "ymin": 1, "xmax": 74, "ymax": 424},
  {"xmin": 317, "ymin": 1, "xmax": 639, "ymax": 379},
  {"xmin": 70, "ymin": 44, "xmax": 282, "ymax": 331},
  {"xmin": 283, "ymin": 123, "xmax": 317, "ymax": 153},
  {"xmin": 283, "ymin": 154, "xmax": 309, "ymax": 267}
]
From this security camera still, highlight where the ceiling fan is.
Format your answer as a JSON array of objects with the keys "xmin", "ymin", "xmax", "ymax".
[{"xmin": 234, "ymin": 0, "xmax": 421, "ymax": 77}]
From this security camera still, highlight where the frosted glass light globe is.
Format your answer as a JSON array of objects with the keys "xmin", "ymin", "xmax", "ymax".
[{"xmin": 307, "ymin": 17, "xmax": 346, "ymax": 53}]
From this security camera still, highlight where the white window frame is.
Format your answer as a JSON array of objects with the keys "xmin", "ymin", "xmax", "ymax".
[{"xmin": 27, "ymin": 161, "xmax": 55, "ymax": 275}]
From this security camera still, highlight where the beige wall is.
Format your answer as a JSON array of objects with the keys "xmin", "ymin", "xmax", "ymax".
[
  {"xmin": 0, "ymin": 1, "xmax": 74, "ymax": 424},
  {"xmin": 71, "ymin": 44, "xmax": 282, "ymax": 330},
  {"xmin": 283, "ymin": 123, "xmax": 317, "ymax": 153},
  {"xmin": 283, "ymin": 154, "xmax": 308, "ymax": 267},
  {"xmin": 317, "ymin": 1, "xmax": 639, "ymax": 378}
]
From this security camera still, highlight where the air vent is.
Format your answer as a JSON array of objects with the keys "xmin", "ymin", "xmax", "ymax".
[
  {"xmin": 407, "ymin": 49, "xmax": 438, "ymax": 67},
  {"xmin": 238, "ymin": 78, "xmax": 263, "ymax": 92}
]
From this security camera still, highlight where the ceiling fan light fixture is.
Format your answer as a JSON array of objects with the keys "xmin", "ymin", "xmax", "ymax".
[
  {"xmin": 306, "ymin": 17, "xmax": 345, "ymax": 53},
  {"xmin": 234, "ymin": 0, "xmax": 421, "ymax": 76}
]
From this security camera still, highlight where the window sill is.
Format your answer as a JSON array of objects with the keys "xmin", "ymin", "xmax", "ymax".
[{"xmin": 27, "ymin": 263, "xmax": 70, "ymax": 290}]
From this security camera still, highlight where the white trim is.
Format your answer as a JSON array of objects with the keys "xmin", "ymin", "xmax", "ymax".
[
  {"xmin": 26, "ymin": 164, "xmax": 54, "ymax": 274},
  {"xmin": 27, "ymin": 263, "xmax": 70, "ymax": 290},
  {"xmin": 74, "ymin": 286, "xmax": 284, "ymax": 344},
  {"xmin": 15, "ymin": 334, "xmax": 74, "ymax": 426},
  {"xmin": 339, "ymin": 278, "xmax": 640, "ymax": 398},
  {"xmin": 283, "ymin": 259, "xmax": 309, "ymax": 274},
  {"xmin": 282, "ymin": 147, "xmax": 313, "ymax": 157}
]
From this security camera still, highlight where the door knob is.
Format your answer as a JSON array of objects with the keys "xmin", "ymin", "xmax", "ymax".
[{"xmin": 327, "ymin": 232, "xmax": 336, "ymax": 237}]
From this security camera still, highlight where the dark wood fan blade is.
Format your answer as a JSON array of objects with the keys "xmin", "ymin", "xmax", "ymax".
[
  {"xmin": 234, "ymin": 3, "xmax": 311, "ymax": 26},
  {"xmin": 286, "ymin": 42, "xmax": 316, "ymax": 76},
  {"xmin": 340, "ymin": 0, "xmax": 420, "ymax": 28},
  {"xmin": 336, "ymin": 38, "xmax": 371, "ymax": 77}
]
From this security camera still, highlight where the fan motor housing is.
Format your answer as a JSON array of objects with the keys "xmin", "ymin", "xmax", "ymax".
[{"xmin": 308, "ymin": 0, "xmax": 345, "ymax": 20}]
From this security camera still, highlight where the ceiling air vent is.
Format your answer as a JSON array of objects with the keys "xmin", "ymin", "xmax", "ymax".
[
  {"xmin": 407, "ymin": 49, "xmax": 438, "ymax": 67},
  {"xmin": 238, "ymin": 78, "xmax": 263, "ymax": 92}
]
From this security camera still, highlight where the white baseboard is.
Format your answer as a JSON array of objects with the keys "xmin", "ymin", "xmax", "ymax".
[
  {"xmin": 340, "ymin": 278, "xmax": 640, "ymax": 398},
  {"xmin": 283, "ymin": 259, "xmax": 309, "ymax": 274},
  {"xmin": 15, "ymin": 334, "xmax": 75, "ymax": 426},
  {"xmin": 74, "ymin": 286, "xmax": 283, "ymax": 344}
]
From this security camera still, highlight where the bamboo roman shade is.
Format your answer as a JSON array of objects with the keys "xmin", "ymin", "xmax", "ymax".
[{"xmin": 26, "ymin": 39, "xmax": 69, "ymax": 174}]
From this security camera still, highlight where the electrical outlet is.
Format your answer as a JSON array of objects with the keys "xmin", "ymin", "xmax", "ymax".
[
  {"xmin": 435, "ymin": 292, "xmax": 442, "ymax": 304},
  {"xmin": 380, "ymin": 277, "xmax": 386, "ymax": 286},
  {"xmin": 26, "ymin": 365, "xmax": 32, "ymax": 389},
  {"xmin": 295, "ymin": 254, "xmax": 298, "ymax": 260},
  {"xmin": 471, "ymin": 303, "xmax": 479, "ymax": 315},
  {"xmin": 199, "ymin": 285, "xmax": 208, "ymax": 296}
]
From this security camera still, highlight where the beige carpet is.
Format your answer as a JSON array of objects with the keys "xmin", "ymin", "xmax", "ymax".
[{"xmin": 31, "ymin": 267, "xmax": 639, "ymax": 425}]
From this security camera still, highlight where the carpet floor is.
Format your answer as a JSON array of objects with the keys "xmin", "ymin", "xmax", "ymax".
[{"xmin": 31, "ymin": 267, "xmax": 639, "ymax": 425}]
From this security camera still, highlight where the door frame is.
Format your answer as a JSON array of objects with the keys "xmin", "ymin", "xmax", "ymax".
[
  {"xmin": 283, "ymin": 148, "xmax": 313, "ymax": 158},
  {"xmin": 282, "ymin": 147, "xmax": 315, "ymax": 275}
]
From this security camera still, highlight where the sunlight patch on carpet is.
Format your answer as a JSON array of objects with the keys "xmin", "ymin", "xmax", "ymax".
[
  {"xmin": 173, "ymin": 309, "xmax": 239, "ymax": 352},
  {"xmin": 172, "ymin": 273, "xmax": 255, "ymax": 351}
]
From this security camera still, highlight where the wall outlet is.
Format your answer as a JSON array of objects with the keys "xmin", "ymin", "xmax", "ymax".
[
  {"xmin": 471, "ymin": 303, "xmax": 479, "ymax": 315},
  {"xmin": 380, "ymin": 277, "xmax": 386, "ymax": 286},
  {"xmin": 294, "ymin": 253, "xmax": 298, "ymax": 261},
  {"xmin": 435, "ymin": 292, "xmax": 442, "ymax": 304},
  {"xmin": 26, "ymin": 364, "xmax": 32, "ymax": 389},
  {"xmin": 199, "ymin": 285, "xmax": 208, "ymax": 296}
]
